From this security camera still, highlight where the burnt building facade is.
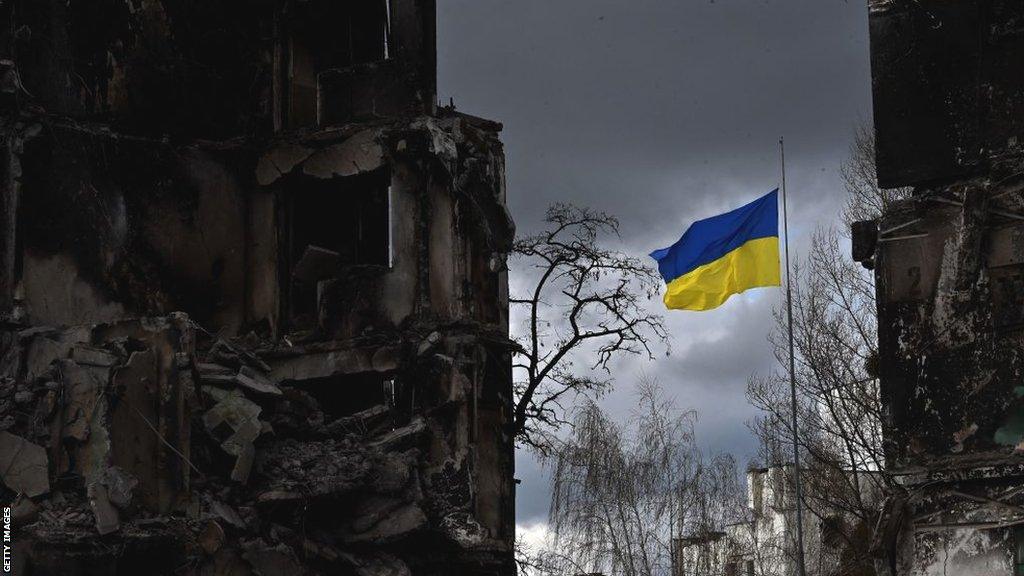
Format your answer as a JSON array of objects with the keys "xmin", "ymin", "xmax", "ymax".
[
  {"xmin": 856, "ymin": 1, "xmax": 1024, "ymax": 574},
  {"xmin": 0, "ymin": 1, "xmax": 516, "ymax": 575}
]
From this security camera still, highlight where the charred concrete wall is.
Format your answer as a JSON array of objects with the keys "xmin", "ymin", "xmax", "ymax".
[
  {"xmin": 0, "ymin": 1, "xmax": 516, "ymax": 575},
  {"xmin": 860, "ymin": 184, "xmax": 1024, "ymax": 576},
  {"xmin": 861, "ymin": 1, "xmax": 1024, "ymax": 574},
  {"xmin": 869, "ymin": 0, "xmax": 1024, "ymax": 189}
]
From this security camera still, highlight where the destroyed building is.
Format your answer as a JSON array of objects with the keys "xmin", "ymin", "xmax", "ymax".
[
  {"xmin": 854, "ymin": 0, "xmax": 1024, "ymax": 574},
  {"xmin": 0, "ymin": 1, "xmax": 516, "ymax": 574}
]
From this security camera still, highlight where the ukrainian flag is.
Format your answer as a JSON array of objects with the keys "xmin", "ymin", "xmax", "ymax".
[{"xmin": 650, "ymin": 190, "xmax": 781, "ymax": 311}]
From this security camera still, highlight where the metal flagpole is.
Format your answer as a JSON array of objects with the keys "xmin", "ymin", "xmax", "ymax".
[{"xmin": 780, "ymin": 136, "xmax": 808, "ymax": 576}]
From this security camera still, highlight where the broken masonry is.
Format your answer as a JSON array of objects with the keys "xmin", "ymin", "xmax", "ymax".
[{"xmin": 0, "ymin": 1, "xmax": 516, "ymax": 575}]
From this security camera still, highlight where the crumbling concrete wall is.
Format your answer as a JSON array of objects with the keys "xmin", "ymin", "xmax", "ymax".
[
  {"xmin": 867, "ymin": 190, "xmax": 1024, "ymax": 465},
  {"xmin": 16, "ymin": 127, "xmax": 250, "ymax": 330},
  {"xmin": 860, "ymin": 1, "xmax": 1024, "ymax": 574},
  {"xmin": 0, "ymin": 1, "xmax": 515, "ymax": 575},
  {"xmin": 254, "ymin": 116, "xmax": 511, "ymax": 340},
  {"xmin": 866, "ymin": 121, "xmax": 1024, "ymax": 576}
]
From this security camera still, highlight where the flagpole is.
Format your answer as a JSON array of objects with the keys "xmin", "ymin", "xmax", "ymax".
[{"xmin": 780, "ymin": 136, "xmax": 808, "ymax": 576}]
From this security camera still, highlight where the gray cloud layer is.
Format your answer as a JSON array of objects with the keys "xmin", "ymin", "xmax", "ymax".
[{"xmin": 438, "ymin": 0, "xmax": 873, "ymax": 525}]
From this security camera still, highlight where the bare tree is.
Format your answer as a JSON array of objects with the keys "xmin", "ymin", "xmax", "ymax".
[
  {"xmin": 679, "ymin": 451, "xmax": 746, "ymax": 540},
  {"xmin": 747, "ymin": 229, "xmax": 888, "ymax": 575},
  {"xmin": 840, "ymin": 124, "xmax": 913, "ymax": 230},
  {"xmin": 535, "ymin": 378, "xmax": 743, "ymax": 576},
  {"xmin": 745, "ymin": 125, "xmax": 911, "ymax": 575},
  {"xmin": 510, "ymin": 203, "xmax": 668, "ymax": 451}
]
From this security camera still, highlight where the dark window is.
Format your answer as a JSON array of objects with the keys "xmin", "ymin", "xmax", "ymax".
[
  {"xmin": 289, "ymin": 170, "xmax": 389, "ymax": 267},
  {"xmin": 287, "ymin": 41, "xmax": 318, "ymax": 129},
  {"xmin": 745, "ymin": 560, "xmax": 755, "ymax": 576},
  {"xmin": 285, "ymin": 0, "xmax": 389, "ymax": 128},
  {"xmin": 294, "ymin": 372, "xmax": 395, "ymax": 420},
  {"xmin": 286, "ymin": 169, "xmax": 390, "ymax": 329},
  {"xmin": 725, "ymin": 562, "xmax": 738, "ymax": 576}
]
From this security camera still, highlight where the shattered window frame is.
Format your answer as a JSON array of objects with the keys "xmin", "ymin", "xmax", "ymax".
[
  {"xmin": 283, "ymin": 166, "xmax": 392, "ymax": 329},
  {"xmin": 283, "ymin": 0, "xmax": 392, "ymax": 129}
]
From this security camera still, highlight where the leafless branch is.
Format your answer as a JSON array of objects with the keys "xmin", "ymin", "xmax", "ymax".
[
  {"xmin": 745, "ymin": 124, "xmax": 905, "ymax": 575},
  {"xmin": 511, "ymin": 203, "xmax": 668, "ymax": 451}
]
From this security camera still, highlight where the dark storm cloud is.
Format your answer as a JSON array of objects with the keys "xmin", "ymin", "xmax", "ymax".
[{"xmin": 437, "ymin": 0, "xmax": 873, "ymax": 526}]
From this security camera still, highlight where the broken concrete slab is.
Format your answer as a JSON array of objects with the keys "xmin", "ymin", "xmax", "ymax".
[
  {"xmin": 269, "ymin": 346, "xmax": 400, "ymax": 382},
  {"xmin": 210, "ymin": 339, "xmax": 272, "ymax": 374},
  {"xmin": 348, "ymin": 497, "xmax": 406, "ymax": 534},
  {"xmin": 87, "ymin": 481, "xmax": 120, "ymax": 535},
  {"xmin": 367, "ymin": 417, "xmax": 426, "ymax": 452},
  {"xmin": 256, "ymin": 143, "xmax": 314, "ymax": 186},
  {"xmin": 325, "ymin": 404, "xmax": 390, "ymax": 436},
  {"xmin": 23, "ymin": 336, "xmax": 68, "ymax": 383},
  {"xmin": 17, "ymin": 326, "xmax": 58, "ymax": 340},
  {"xmin": 302, "ymin": 129, "xmax": 384, "ymax": 179},
  {"xmin": 256, "ymin": 490, "xmax": 303, "ymax": 504},
  {"xmin": 232, "ymin": 443, "xmax": 256, "ymax": 483},
  {"xmin": 203, "ymin": 390, "xmax": 263, "ymax": 483},
  {"xmin": 201, "ymin": 373, "xmax": 239, "ymax": 387},
  {"xmin": 0, "ymin": 431, "xmax": 49, "ymax": 497},
  {"xmin": 204, "ymin": 391, "xmax": 262, "ymax": 444},
  {"xmin": 201, "ymin": 364, "xmax": 282, "ymax": 398},
  {"xmin": 341, "ymin": 501, "xmax": 427, "ymax": 544},
  {"xmin": 198, "ymin": 363, "xmax": 234, "ymax": 377},
  {"xmin": 298, "ymin": 537, "xmax": 340, "ymax": 563},
  {"xmin": 235, "ymin": 366, "xmax": 283, "ymax": 397},
  {"xmin": 210, "ymin": 500, "xmax": 247, "ymax": 530},
  {"xmin": 203, "ymin": 385, "xmax": 235, "ymax": 404},
  {"xmin": 416, "ymin": 331, "xmax": 441, "ymax": 356},
  {"xmin": 22, "ymin": 327, "xmax": 91, "ymax": 381},
  {"xmin": 292, "ymin": 245, "xmax": 341, "ymax": 283},
  {"xmin": 0, "ymin": 336, "xmax": 21, "ymax": 383}
]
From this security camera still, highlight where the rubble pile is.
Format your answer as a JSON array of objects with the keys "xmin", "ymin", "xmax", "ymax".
[{"xmin": 0, "ymin": 316, "xmax": 506, "ymax": 575}]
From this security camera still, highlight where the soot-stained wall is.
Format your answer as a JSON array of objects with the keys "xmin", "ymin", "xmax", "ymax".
[
  {"xmin": 0, "ymin": 1, "xmax": 515, "ymax": 575},
  {"xmin": 870, "ymin": 0, "xmax": 1024, "ymax": 189},
  {"xmin": 865, "ymin": 2, "xmax": 1024, "ymax": 573}
]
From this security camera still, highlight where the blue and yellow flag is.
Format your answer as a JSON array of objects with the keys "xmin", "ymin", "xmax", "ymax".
[{"xmin": 650, "ymin": 190, "xmax": 781, "ymax": 311}]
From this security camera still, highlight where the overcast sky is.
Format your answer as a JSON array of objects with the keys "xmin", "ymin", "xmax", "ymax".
[{"xmin": 437, "ymin": 0, "xmax": 873, "ymax": 529}]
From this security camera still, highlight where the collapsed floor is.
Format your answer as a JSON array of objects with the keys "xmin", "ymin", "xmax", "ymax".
[{"xmin": 1, "ymin": 316, "xmax": 513, "ymax": 575}]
